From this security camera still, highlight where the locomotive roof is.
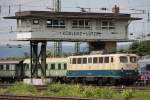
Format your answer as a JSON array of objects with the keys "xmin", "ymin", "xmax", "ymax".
[
  {"xmin": 69, "ymin": 53, "xmax": 137, "ymax": 58},
  {"xmin": 0, "ymin": 60, "xmax": 23, "ymax": 64}
]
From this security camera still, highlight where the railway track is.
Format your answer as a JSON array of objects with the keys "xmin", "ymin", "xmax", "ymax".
[
  {"xmin": 0, "ymin": 84, "xmax": 149, "ymax": 92},
  {"xmin": 0, "ymin": 95, "xmax": 95, "ymax": 100}
]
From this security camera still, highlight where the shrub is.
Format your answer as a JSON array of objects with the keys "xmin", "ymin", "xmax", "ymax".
[
  {"xmin": 6, "ymin": 82, "xmax": 37, "ymax": 96},
  {"xmin": 121, "ymin": 89, "xmax": 133, "ymax": 100}
]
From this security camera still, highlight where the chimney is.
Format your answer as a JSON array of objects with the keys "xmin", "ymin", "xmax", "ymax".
[{"xmin": 112, "ymin": 5, "xmax": 120, "ymax": 14}]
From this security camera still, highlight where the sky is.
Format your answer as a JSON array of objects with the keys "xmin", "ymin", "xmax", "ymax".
[{"xmin": 0, "ymin": 0, "xmax": 150, "ymax": 45}]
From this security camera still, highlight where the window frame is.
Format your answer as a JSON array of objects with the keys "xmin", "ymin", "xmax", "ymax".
[
  {"xmin": 72, "ymin": 19, "xmax": 91, "ymax": 29},
  {"xmin": 46, "ymin": 19, "xmax": 65, "ymax": 28},
  {"xmin": 33, "ymin": 19, "xmax": 39, "ymax": 25}
]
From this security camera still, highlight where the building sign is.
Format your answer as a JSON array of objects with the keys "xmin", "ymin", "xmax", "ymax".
[{"xmin": 59, "ymin": 31, "xmax": 102, "ymax": 37}]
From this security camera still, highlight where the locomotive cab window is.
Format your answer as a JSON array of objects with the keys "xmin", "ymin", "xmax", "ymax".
[
  {"xmin": 130, "ymin": 56, "xmax": 136, "ymax": 63},
  {"xmin": 120, "ymin": 56, "xmax": 128, "ymax": 63}
]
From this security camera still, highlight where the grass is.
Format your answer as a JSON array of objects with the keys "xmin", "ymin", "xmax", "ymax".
[{"xmin": 0, "ymin": 82, "xmax": 150, "ymax": 100}]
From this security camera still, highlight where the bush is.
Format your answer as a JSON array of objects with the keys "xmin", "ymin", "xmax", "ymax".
[
  {"xmin": 121, "ymin": 89, "xmax": 133, "ymax": 100},
  {"xmin": 6, "ymin": 82, "xmax": 37, "ymax": 96}
]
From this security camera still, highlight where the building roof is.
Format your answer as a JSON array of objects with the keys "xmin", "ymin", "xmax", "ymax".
[
  {"xmin": 0, "ymin": 60, "xmax": 23, "ymax": 64},
  {"xmin": 4, "ymin": 11, "xmax": 141, "ymax": 20}
]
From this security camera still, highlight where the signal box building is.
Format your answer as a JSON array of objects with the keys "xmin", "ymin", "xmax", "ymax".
[{"xmin": 5, "ymin": 6, "xmax": 140, "ymax": 52}]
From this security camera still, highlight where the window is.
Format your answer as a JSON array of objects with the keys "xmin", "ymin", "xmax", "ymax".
[
  {"xmin": 46, "ymin": 64, "xmax": 48, "ymax": 70},
  {"xmin": 25, "ymin": 64, "xmax": 29, "ymax": 70},
  {"xmin": 47, "ymin": 19, "xmax": 65, "ymax": 28},
  {"xmin": 64, "ymin": 63, "xmax": 67, "ymax": 70},
  {"xmin": 72, "ymin": 19, "xmax": 91, "ymax": 28},
  {"xmin": 120, "ymin": 56, "xmax": 128, "ymax": 63},
  {"xmin": 101, "ymin": 21, "xmax": 115, "ymax": 29},
  {"xmin": 33, "ymin": 19, "xmax": 39, "ymax": 24},
  {"xmin": 104, "ymin": 57, "xmax": 109, "ymax": 63},
  {"xmin": 111, "ymin": 57, "xmax": 114, "ymax": 63},
  {"xmin": 72, "ymin": 58, "xmax": 76, "ymax": 64},
  {"xmin": 6, "ymin": 64, "xmax": 9, "ymax": 70},
  {"xmin": 0, "ymin": 65, "xmax": 3, "ymax": 70},
  {"xmin": 99, "ymin": 57, "xmax": 103, "ymax": 63},
  {"xmin": 58, "ymin": 63, "xmax": 61, "ymax": 70},
  {"xmin": 77, "ymin": 58, "xmax": 82, "ymax": 64},
  {"xmin": 51, "ymin": 63, "xmax": 55, "ymax": 70},
  {"xmin": 93, "ymin": 57, "xmax": 98, "ymax": 63},
  {"xmin": 83, "ymin": 58, "xmax": 87, "ymax": 64},
  {"xmin": 130, "ymin": 56, "xmax": 136, "ymax": 63},
  {"xmin": 88, "ymin": 58, "xmax": 92, "ymax": 63}
]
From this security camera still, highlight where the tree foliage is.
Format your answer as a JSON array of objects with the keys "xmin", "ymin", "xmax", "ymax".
[{"xmin": 128, "ymin": 41, "xmax": 150, "ymax": 56}]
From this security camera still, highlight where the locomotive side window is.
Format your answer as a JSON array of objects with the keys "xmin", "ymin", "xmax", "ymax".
[
  {"xmin": 72, "ymin": 58, "xmax": 76, "ymax": 64},
  {"xmin": 93, "ymin": 57, "xmax": 98, "ymax": 63},
  {"xmin": 104, "ymin": 57, "xmax": 109, "ymax": 63},
  {"xmin": 0, "ymin": 65, "xmax": 4, "ymax": 70},
  {"xmin": 77, "ymin": 58, "xmax": 82, "ymax": 64},
  {"xmin": 83, "ymin": 58, "xmax": 87, "ymax": 64},
  {"xmin": 88, "ymin": 58, "xmax": 92, "ymax": 63},
  {"xmin": 111, "ymin": 57, "xmax": 113, "ymax": 63},
  {"xmin": 120, "ymin": 56, "xmax": 128, "ymax": 63},
  {"xmin": 130, "ymin": 56, "xmax": 136, "ymax": 63},
  {"xmin": 99, "ymin": 57, "xmax": 103, "ymax": 63}
]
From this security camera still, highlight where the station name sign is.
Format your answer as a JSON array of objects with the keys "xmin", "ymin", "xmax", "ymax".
[{"xmin": 59, "ymin": 31, "xmax": 102, "ymax": 36}]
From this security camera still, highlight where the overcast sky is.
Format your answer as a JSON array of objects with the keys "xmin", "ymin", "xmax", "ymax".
[{"xmin": 0, "ymin": 0, "xmax": 150, "ymax": 45}]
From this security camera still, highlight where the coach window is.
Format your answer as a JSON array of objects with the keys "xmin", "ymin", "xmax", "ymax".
[
  {"xmin": 58, "ymin": 63, "xmax": 61, "ymax": 70},
  {"xmin": 77, "ymin": 58, "xmax": 82, "ymax": 64},
  {"xmin": 51, "ymin": 63, "xmax": 55, "ymax": 70},
  {"xmin": 26, "ymin": 64, "xmax": 29, "ymax": 70},
  {"xmin": 101, "ymin": 21, "xmax": 115, "ymax": 29},
  {"xmin": 99, "ymin": 57, "xmax": 103, "ymax": 63},
  {"xmin": 83, "ymin": 58, "xmax": 87, "ymax": 64},
  {"xmin": 6, "ymin": 64, "xmax": 9, "ymax": 70},
  {"xmin": 93, "ymin": 57, "xmax": 98, "ymax": 64},
  {"xmin": 120, "ymin": 56, "xmax": 128, "ymax": 63},
  {"xmin": 130, "ymin": 56, "xmax": 136, "ymax": 63},
  {"xmin": 72, "ymin": 58, "xmax": 76, "ymax": 64},
  {"xmin": 46, "ymin": 64, "xmax": 48, "ymax": 70},
  {"xmin": 104, "ymin": 57, "xmax": 109, "ymax": 63},
  {"xmin": 64, "ymin": 63, "xmax": 67, "ymax": 70},
  {"xmin": 88, "ymin": 58, "xmax": 92, "ymax": 64},
  {"xmin": 0, "ymin": 65, "xmax": 3, "ymax": 70}
]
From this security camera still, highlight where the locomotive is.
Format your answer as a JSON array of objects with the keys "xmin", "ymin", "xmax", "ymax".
[{"xmin": 0, "ymin": 53, "xmax": 139, "ymax": 85}]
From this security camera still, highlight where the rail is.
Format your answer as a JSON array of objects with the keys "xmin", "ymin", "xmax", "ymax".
[{"xmin": 0, "ymin": 95, "xmax": 95, "ymax": 100}]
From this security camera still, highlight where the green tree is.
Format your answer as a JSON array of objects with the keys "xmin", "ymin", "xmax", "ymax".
[{"xmin": 128, "ymin": 40, "xmax": 150, "ymax": 56}]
